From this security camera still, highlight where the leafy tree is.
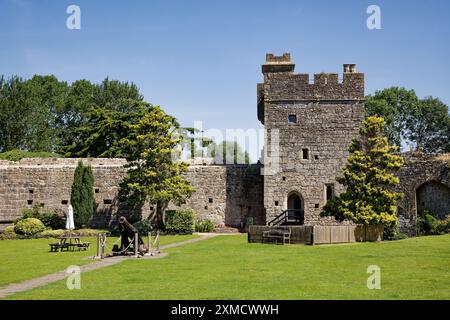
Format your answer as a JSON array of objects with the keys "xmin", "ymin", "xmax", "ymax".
[
  {"xmin": 366, "ymin": 87, "xmax": 450, "ymax": 153},
  {"xmin": 70, "ymin": 161, "xmax": 95, "ymax": 228},
  {"xmin": 60, "ymin": 102, "xmax": 150, "ymax": 158},
  {"xmin": 207, "ymin": 140, "xmax": 250, "ymax": 164},
  {"xmin": 118, "ymin": 106, "xmax": 195, "ymax": 228},
  {"xmin": 407, "ymin": 97, "xmax": 450, "ymax": 153},
  {"xmin": 321, "ymin": 117, "xmax": 404, "ymax": 228}
]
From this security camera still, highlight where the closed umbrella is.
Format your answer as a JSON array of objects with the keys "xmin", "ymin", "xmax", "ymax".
[{"xmin": 66, "ymin": 204, "xmax": 75, "ymax": 231}]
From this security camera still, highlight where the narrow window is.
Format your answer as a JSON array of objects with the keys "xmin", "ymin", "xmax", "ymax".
[
  {"xmin": 275, "ymin": 201, "xmax": 279, "ymax": 206},
  {"xmin": 29, "ymin": 189, "xmax": 34, "ymax": 194},
  {"xmin": 288, "ymin": 114, "xmax": 297, "ymax": 124},
  {"xmin": 315, "ymin": 204, "xmax": 320, "ymax": 208},
  {"xmin": 282, "ymin": 177, "xmax": 286, "ymax": 181},
  {"xmin": 326, "ymin": 184, "xmax": 335, "ymax": 201},
  {"xmin": 27, "ymin": 200, "xmax": 33, "ymax": 205},
  {"xmin": 314, "ymin": 155, "xmax": 319, "ymax": 160},
  {"xmin": 61, "ymin": 200, "xmax": 68, "ymax": 205},
  {"xmin": 302, "ymin": 148, "xmax": 309, "ymax": 160},
  {"xmin": 103, "ymin": 199, "xmax": 112, "ymax": 205},
  {"xmin": 209, "ymin": 198, "xmax": 213, "ymax": 204},
  {"xmin": 95, "ymin": 188, "xmax": 100, "ymax": 193}
]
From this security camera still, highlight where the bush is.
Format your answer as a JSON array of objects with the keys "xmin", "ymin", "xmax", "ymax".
[
  {"xmin": 384, "ymin": 222, "xmax": 408, "ymax": 241},
  {"xmin": 14, "ymin": 218, "xmax": 46, "ymax": 236},
  {"xmin": 20, "ymin": 206, "xmax": 65, "ymax": 230},
  {"xmin": 0, "ymin": 225, "xmax": 17, "ymax": 240},
  {"xmin": 0, "ymin": 149, "xmax": 60, "ymax": 161},
  {"xmin": 417, "ymin": 210, "xmax": 450, "ymax": 235},
  {"xmin": 165, "ymin": 209, "xmax": 195, "ymax": 234},
  {"xmin": 133, "ymin": 220, "xmax": 154, "ymax": 235},
  {"xmin": 71, "ymin": 161, "xmax": 95, "ymax": 228},
  {"xmin": 35, "ymin": 228, "xmax": 110, "ymax": 239},
  {"xmin": 195, "ymin": 219, "xmax": 214, "ymax": 233}
]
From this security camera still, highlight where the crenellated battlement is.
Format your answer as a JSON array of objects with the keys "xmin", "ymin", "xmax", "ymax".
[{"xmin": 258, "ymin": 53, "xmax": 364, "ymax": 106}]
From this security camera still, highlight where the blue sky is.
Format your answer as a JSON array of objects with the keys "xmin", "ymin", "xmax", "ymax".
[{"xmin": 1, "ymin": 0, "xmax": 449, "ymax": 160}]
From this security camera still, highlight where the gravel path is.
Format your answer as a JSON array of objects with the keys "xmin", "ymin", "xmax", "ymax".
[{"xmin": 0, "ymin": 234, "xmax": 219, "ymax": 299}]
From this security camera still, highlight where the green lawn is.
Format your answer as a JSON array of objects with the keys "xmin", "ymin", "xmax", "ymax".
[
  {"xmin": 0, "ymin": 234, "xmax": 198, "ymax": 288},
  {"xmin": 4, "ymin": 234, "xmax": 450, "ymax": 300}
]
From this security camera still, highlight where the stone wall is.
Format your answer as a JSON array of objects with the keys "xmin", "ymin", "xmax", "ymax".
[
  {"xmin": 0, "ymin": 158, "xmax": 264, "ymax": 230},
  {"xmin": 257, "ymin": 53, "xmax": 365, "ymax": 225},
  {"xmin": 395, "ymin": 153, "xmax": 450, "ymax": 235}
]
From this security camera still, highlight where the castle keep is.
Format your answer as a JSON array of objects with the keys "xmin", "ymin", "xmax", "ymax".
[
  {"xmin": 0, "ymin": 54, "xmax": 449, "ymax": 235},
  {"xmin": 257, "ymin": 53, "xmax": 365, "ymax": 225}
]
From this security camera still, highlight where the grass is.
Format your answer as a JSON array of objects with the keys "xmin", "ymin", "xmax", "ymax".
[
  {"xmin": 0, "ymin": 234, "xmax": 199, "ymax": 288},
  {"xmin": 5, "ymin": 234, "xmax": 450, "ymax": 300}
]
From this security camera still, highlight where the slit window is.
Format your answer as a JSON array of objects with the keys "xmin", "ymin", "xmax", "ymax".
[
  {"xmin": 275, "ymin": 201, "xmax": 279, "ymax": 206},
  {"xmin": 326, "ymin": 184, "xmax": 335, "ymax": 201},
  {"xmin": 103, "ymin": 199, "xmax": 112, "ymax": 205},
  {"xmin": 209, "ymin": 198, "xmax": 213, "ymax": 203},
  {"xmin": 95, "ymin": 188, "xmax": 100, "ymax": 193},
  {"xmin": 61, "ymin": 200, "xmax": 68, "ymax": 205},
  {"xmin": 302, "ymin": 148, "xmax": 309, "ymax": 159},
  {"xmin": 27, "ymin": 200, "xmax": 33, "ymax": 205},
  {"xmin": 288, "ymin": 114, "xmax": 297, "ymax": 124}
]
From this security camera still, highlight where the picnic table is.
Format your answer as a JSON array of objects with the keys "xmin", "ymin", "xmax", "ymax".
[{"xmin": 49, "ymin": 236, "xmax": 90, "ymax": 252}]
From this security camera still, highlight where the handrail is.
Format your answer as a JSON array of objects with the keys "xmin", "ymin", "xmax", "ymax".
[{"xmin": 268, "ymin": 209, "xmax": 304, "ymax": 226}]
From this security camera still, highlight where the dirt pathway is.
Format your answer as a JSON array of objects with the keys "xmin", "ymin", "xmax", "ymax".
[{"xmin": 0, "ymin": 233, "xmax": 220, "ymax": 299}]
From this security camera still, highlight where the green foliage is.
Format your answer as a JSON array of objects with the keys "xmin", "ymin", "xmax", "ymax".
[
  {"xmin": 417, "ymin": 209, "xmax": 450, "ymax": 235},
  {"xmin": 71, "ymin": 161, "xmax": 95, "ymax": 228},
  {"xmin": 14, "ymin": 218, "xmax": 45, "ymax": 236},
  {"xmin": 195, "ymin": 219, "xmax": 214, "ymax": 233},
  {"xmin": 383, "ymin": 222, "xmax": 408, "ymax": 241},
  {"xmin": 164, "ymin": 209, "xmax": 195, "ymax": 234},
  {"xmin": 366, "ymin": 87, "xmax": 450, "ymax": 153},
  {"xmin": 0, "ymin": 75, "xmax": 145, "ymax": 154},
  {"xmin": 207, "ymin": 140, "xmax": 250, "ymax": 164},
  {"xmin": 35, "ymin": 228, "xmax": 110, "ymax": 239},
  {"xmin": 118, "ymin": 106, "xmax": 195, "ymax": 228},
  {"xmin": 0, "ymin": 225, "xmax": 16, "ymax": 240},
  {"xmin": 0, "ymin": 150, "xmax": 60, "ymax": 161},
  {"xmin": 20, "ymin": 205, "xmax": 65, "ymax": 230},
  {"xmin": 321, "ymin": 117, "xmax": 404, "ymax": 227},
  {"xmin": 132, "ymin": 220, "xmax": 154, "ymax": 235}
]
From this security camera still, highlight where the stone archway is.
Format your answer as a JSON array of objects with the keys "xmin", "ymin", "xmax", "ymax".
[{"xmin": 416, "ymin": 181, "xmax": 450, "ymax": 219}]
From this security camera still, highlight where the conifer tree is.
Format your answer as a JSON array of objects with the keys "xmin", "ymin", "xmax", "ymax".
[
  {"xmin": 321, "ymin": 117, "xmax": 404, "ymax": 227},
  {"xmin": 71, "ymin": 160, "xmax": 95, "ymax": 228}
]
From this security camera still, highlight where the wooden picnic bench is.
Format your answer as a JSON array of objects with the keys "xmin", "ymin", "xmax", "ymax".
[
  {"xmin": 262, "ymin": 228, "xmax": 291, "ymax": 245},
  {"xmin": 49, "ymin": 236, "xmax": 90, "ymax": 252}
]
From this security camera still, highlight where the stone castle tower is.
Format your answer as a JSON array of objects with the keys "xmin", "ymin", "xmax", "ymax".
[{"xmin": 257, "ymin": 53, "xmax": 365, "ymax": 225}]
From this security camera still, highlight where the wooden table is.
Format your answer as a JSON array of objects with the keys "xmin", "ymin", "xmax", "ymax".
[{"xmin": 49, "ymin": 236, "xmax": 90, "ymax": 252}]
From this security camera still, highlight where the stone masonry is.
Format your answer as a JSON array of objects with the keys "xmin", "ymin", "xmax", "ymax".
[
  {"xmin": 0, "ymin": 53, "xmax": 448, "ymax": 233},
  {"xmin": 257, "ymin": 53, "xmax": 365, "ymax": 225}
]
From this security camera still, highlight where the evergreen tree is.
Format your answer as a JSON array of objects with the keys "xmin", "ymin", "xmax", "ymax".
[
  {"xmin": 321, "ymin": 117, "xmax": 404, "ymax": 227},
  {"xmin": 118, "ymin": 106, "xmax": 195, "ymax": 228},
  {"xmin": 71, "ymin": 160, "xmax": 95, "ymax": 228}
]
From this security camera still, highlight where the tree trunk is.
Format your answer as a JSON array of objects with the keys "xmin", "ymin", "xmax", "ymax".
[{"xmin": 155, "ymin": 202, "xmax": 168, "ymax": 229}]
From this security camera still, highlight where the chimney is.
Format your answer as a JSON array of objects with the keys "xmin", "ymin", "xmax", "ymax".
[
  {"xmin": 262, "ymin": 53, "xmax": 295, "ymax": 74},
  {"xmin": 343, "ymin": 64, "xmax": 356, "ymax": 73}
]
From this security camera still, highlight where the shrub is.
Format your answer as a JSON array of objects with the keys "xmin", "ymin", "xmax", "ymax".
[
  {"xmin": 0, "ymin": 225, "xmax": 17, "ymax": 240},
  {"xmin": 133, "ymin": 219, "xmax": 154, "ymax": 235},
  {"xmin": 35, "ymin": 228, "xmax": 110, "ymax": 239},
  {"xmin": 417, "ymin": 210, "xmax": 440, "ymax": 235},
  {"xmin": 20, "ymin": 206, "xmax": 65, "ymax": 230},
  {"xmin": 0, "ymin": 149, "xmax": 60, "ymax": 161},
  {"xmin": 165, "ymin": 209, "xmax": 195, "ymax": 234},
  {"xmin": 195, "ymin": 219, "xmax": 214, "ymax": 233},
  {"xmin": 383, "ymin": 222, "xmax": 408, "ymax": 240},
  {"xmin": 14, "ymin": 218, "xmax": 45, "ymax": 236}
]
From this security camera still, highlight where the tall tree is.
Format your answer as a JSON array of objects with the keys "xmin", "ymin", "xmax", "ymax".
[
  {"xmin": 321, "ymin": 117, "xmax": 404, "ymax": 228},
  {"xmin": 118, "ymin": 106, "xmax": 195, "ymax": 228},
  {"xmin": 70, "ymin": 161, "xmax": 95, "ymax": 228},
  {"xmin": 365, "ymin": 87, "xmax": 450, "ymax": 153},
  {"xmin": 207, "ymin": 140, "xmax": 250, "ymax": 164}
]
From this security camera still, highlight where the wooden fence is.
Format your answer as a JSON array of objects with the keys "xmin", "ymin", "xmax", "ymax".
[{"xmin": 248, "ymin": 224, "xmax": 383, "ymax": 245}]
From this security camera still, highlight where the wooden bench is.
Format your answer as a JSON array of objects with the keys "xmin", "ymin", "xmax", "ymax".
[
  {"xmin": 49, "ymin": 243, "xmax": 69, "ymax": 252},
  {"xmin": 262, "ymin": 228, "xmax": 291, "ymax": 245}
]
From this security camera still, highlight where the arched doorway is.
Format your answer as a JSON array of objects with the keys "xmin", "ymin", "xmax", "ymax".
[
  {"xmin": 416, "ymin": 181, "xmax": 450, "ymax": 219},
  {"xmin": 287, "ymin": 192, "xmax": 304, "ymax": 224}
]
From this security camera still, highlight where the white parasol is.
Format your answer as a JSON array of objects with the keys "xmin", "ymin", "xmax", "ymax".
[{"xmin": 66, "ymin": 204, "xmax": 75, "ymax": 230}]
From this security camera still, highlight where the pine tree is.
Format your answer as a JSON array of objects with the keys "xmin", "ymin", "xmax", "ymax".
[
  {"xmin": 321, "ymin": 117, "xmax": 404, "ymax": 227},
  {"xmin": 71, "ymin": 160, "xmax": 95, "ymax": 228}
]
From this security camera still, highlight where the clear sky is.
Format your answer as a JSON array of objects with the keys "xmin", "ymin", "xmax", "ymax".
[{"xmin": 1, "ymin": 0, "xmax": 449, "ymax": 160}]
